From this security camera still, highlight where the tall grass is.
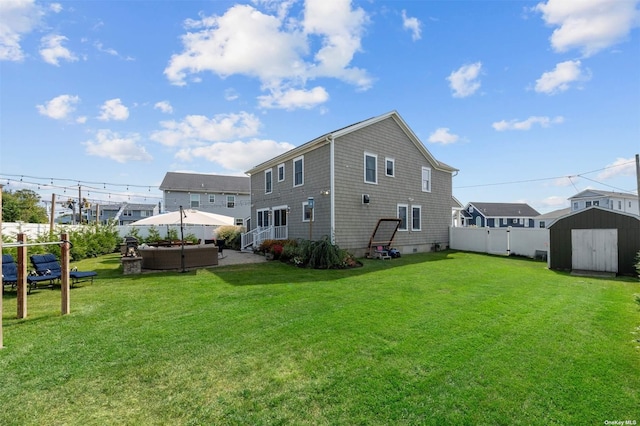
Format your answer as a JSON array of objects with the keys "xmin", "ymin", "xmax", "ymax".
[{"xmin": 1, "ymin": 251, "xmax": 639, "ymax": 425}]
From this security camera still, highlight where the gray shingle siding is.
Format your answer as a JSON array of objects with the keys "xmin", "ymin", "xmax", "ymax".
[
  {"xmin": 333, "ymin": 117, "xmax": 452, "ymax": 253},
  {"xmin": 247, "ymin": 111, "xmax": 456, "ymax": 256}
]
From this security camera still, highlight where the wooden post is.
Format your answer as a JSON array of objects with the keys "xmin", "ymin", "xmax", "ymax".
[
  {"xmin": 0, "ymin": 185, "xmax": 3, "ymax": 348},
  {"xmin": 16, "ymin": 233, "xmax": 28, "ymax": 319},
  {"xmin": 60, "ymin": 233, "xmax": 70, "ymax": 315}
]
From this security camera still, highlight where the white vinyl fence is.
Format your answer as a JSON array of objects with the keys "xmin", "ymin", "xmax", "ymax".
[
  {"xmin": 449, "ymin": 227, "xmax": 549, "ymax": 258},
  {"xmin": 1, "ymin": 222, "xmax": 222, "ymax": 244}
]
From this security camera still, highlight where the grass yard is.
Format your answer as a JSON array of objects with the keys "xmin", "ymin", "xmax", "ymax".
[{"xmin": 1, "ymin": 251, "xmax": 639, "ymax": 425}]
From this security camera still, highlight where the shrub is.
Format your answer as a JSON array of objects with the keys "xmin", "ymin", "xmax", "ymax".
[
  {"xmin": 215, "ymin": 225, "xmax": 244, "ymax": 250},
  {"xmin": 636, "ymin": 251, "xmax": 640, "ymax": 278}
]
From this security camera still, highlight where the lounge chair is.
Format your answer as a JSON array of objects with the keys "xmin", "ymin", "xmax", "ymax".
[
  {"xmin": 3, "ymin": 253, "xmax": 60, "ymax": 293},
  {"xmin": 30, "ymin": 253, "xmax": 97, "ymax": 287}
]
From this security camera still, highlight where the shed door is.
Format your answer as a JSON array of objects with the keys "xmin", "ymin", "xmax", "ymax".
[{"xmin": 571, "ymin": 229, "xmax": 618, "ymax": 273}]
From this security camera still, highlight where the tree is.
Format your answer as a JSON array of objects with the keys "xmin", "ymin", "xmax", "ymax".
[{"xmin": 1, "ymin": 189, "xmax": 49, "ymax": 223}]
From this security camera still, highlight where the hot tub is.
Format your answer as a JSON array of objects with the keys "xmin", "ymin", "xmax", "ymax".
[{"xmin": 137, "ymin": 245, "xmax": 218, "ymax": 270}]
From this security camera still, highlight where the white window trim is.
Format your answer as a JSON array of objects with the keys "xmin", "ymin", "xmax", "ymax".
[
  {"xmin": 364, "ymin": 152, "xmax": 378, "ymax": 184},
  {"xmin": 302, "ymin": 201, "xmax": 314, "ymax": 222},
  {"xmin": 257, "ymin": 208, "xmax": 270, "ymax": 228},
  {"xmin": 385, "ymin": 157, "xmax": 395, "ymax": 177},
  {"xmin": 265, "ymin": 168, "xmax": 273, "ymax": 194},
  {"xmin": 421, "ymin": 166, "xmax": 431, "ymax": 193},
  {"xmin": 208, "ymin": 194, "xmax": 215, "ymax": 203},
  {"xmin": 411, "ymin": 205, "xmax": 422, "ymax": 231},
  {"xmin": 397, "ymin": 203, "xmax": 408, "ymax": 231},
  {"xmin": 190, "ymin": 193, "xmax": 200, "ymax": 208},
  {"xmin": 227, "ymin": 195, "xmax": 235, "ymax": 209},
  {"xmin": 277, "ymin": 163, "xmax": 285, "ymax": 182},
  {"xmin": 293, "ymin": 155, "xmax": 304, "ymax": 187}
]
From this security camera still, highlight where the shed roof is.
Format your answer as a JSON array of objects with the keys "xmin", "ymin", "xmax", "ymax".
[
  {"xmin": 159, "ymin": 172, "xmax": 250, "ymax": 193},
  {"xmin": 467, "ymin": 202, "xmax": 540, "ymax": 217}
]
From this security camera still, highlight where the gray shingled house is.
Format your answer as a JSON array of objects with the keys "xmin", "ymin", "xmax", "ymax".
[
  {"xmin": 243, "ymin": 111, "xmax": 458, "ymax": 257},
  {"xmin": 462, "ymin": 202, "xmax": 540, "ymax": 228},
  {"xmin": 159, "ymin": 172, "xmax": 250, "ymax": 225}
]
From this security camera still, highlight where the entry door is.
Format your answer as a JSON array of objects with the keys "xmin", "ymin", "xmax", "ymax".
[{"xmin": 571, "ymin": 229, "xmax": 618, "ymax": 273}]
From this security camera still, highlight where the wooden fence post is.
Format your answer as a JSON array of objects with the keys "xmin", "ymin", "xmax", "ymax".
[
  {"xmin": 60, "ymin": 233, "xmax": 70, "ymax": 315},
  {"xmin": 17, "ymin": 233, "xmax": 28, "ymax": 319}
]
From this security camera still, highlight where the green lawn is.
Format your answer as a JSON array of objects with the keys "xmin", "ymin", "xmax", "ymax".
[{"xmin": 1, "ymin": 251, "xmax": 639, "ymax": 425}]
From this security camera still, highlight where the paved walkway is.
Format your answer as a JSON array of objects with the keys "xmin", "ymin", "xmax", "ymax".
[{"xmin": 216, "ymin": 249, "xmax": 267, "ymax": 266}]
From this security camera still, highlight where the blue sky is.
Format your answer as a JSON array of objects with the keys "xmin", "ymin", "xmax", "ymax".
[{"xmin": 1, "ymin": 0, "xmax": 638, "ymax": 215}]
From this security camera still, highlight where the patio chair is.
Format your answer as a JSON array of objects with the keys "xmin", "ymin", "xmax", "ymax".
[
  {"xmin": 30, "ymin": 253, "xmax": 97, "ymax": 287},
  {"xmin": 3, "ymin": 253, "xmax": 59, "ymax": 293},
  {"xmin": 2, "ymin": 254, "xmax": 18, "ymax": 292}
]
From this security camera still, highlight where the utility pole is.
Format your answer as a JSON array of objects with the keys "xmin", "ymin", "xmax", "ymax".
[{"xmin": 78, "ymin": 186, "xmax": 82, "ymax": 224}]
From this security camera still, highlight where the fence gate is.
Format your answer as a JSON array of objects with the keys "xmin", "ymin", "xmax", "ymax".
[{"xmin": 571, "ymin": 229, "xmax": 618, "ymax": 273}]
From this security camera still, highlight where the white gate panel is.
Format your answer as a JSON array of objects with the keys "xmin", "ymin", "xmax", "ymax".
[{"xmin": 571, "ymin": 229, "xmax": 618, "ymax": 273}]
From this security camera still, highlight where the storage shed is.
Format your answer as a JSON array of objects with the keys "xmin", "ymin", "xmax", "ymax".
[{"xmin": 548, "ymin": 206, "xmax": 640, "ymax": 276}]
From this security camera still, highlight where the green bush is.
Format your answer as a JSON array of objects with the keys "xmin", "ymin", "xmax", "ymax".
[
  {"xmin": 1, "ymin": 223, "xmax": 120, "ymax": 262},
  {"xmin": 635, "ymin": 251, "xmax": 640, "ymax": 278},
  {"xmin": 215, "ymin": 225, "xmax": 244, "ymax": 250}
]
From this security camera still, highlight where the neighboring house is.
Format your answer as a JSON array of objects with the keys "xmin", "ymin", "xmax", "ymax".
[
  {"xmin": 159, "ymin": 172, "xmax": 250, "ymax": 226},
  {"xmin": 534, "ymin": 207, "xmax": 571, "ymax": 229},
  {"xmin": 88, "ymin": 203, "xmax": 159, "ymax": 225},
  {"xmin": 569, "ymin": 189, "xmax": 639, "ymax": 216},
  {"xmin": 243, "ymin": 110, "xmax": 458, "ymax": 257},
  {"xmin": 548, "ymin": 206, "xmax": 640, "ymax": 276},
  {"xmin": 462, "ymin": 202, "xmax": 540, "ymax": 228}
]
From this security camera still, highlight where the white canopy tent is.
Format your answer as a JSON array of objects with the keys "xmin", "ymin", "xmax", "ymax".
[{"xmin": 129, "ymin": 209, "xmax": 234, "ymax": 227}]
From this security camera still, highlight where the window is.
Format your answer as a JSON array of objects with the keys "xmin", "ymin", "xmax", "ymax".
[
  {"xmin": 593, "ymin": 200, "xmax": 599, "ymax": 206},
  {"xmin": 123, "ymin": 210, "xmax": 132, "ymax": 217},
  {"xmin": 235, "ymin": 218, "xmax": 244, "ymax": 226},
  {"xmin": 385, "ymin": 158, "xmax": 395, "ymax": 177},
  {"xmin": 364, "ymin": 153, "xmax": 377, "ymax": 184},
  {"xmin": 421, "ymin": 167, "xmax": 431, "ymax": 192},
  {"xmin": 265, "ymin": 169, "xmax": 273, "ymax": 194},
  {"xmin": 412, "ymin": 206, "xmax": 421, "ymax": 231},
  {"xmin": 294, "ymin": 156, "xmax": 304, "ymax": 187},
  {"xmin": 573, "ymin": 202, "xmax": 578, "ymax": 210},
  {"xmin": 302, "ymin": 201, "xmax": 314, "ymax": 222},
  {"xmin": 539, "ymin": 221, "xmax": 546, "ymax": 228},
  {"xmin": 141, "ymin": 211, "xmax": 148, "ymax": 217},
  {"xmin": 397, "ymin": 204, "xmax": 408, "ymax": 231},
  {"xmin": 586, "ymin": 201, "xmax": 592, "ymax": 207},
  {"xmin": 227, "ymin": 195, "xmax": 235, "ymax": 208},
  {"xmin": 190, "ymin": 194, "xmax": 200, "ymax": 208},
  {"xmin": 208, "ymin": 194, "xmax": 215, "ymax": 203},
  {"xmin": 257, "ymin": 209, "xmax": 270, "ymax": 228},
  {"xmin": 618, "ymin": 201, "xmax": 622, "ymax": 209},
  {"xmin": 278, "ymin": 163, "xmax": 285, "ymax": 182}
]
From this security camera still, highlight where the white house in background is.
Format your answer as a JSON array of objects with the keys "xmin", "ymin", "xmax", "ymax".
[
  {"xmin": 569, "ymin": 190, "xmax": 638, "ymax": 216},
  {"xmin": 533, "ymin": 207, "xmax": 571, "ymax": 229}
]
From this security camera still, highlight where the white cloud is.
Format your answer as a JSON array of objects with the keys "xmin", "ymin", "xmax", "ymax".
[
  {"xmin": 39, "ymin": 33, "xmax": 77, "ymax": 66},
  {"xmin": 49, "ymin": 3, "xmax": 62, "ymax": 13},
  {"xmin": 98, "ymin": 98, "xmax": 129, "ymax": 121},
  {"xmin": 154, "ymin": 101, "xmax": 173, "ymax": 114},
  {"xmin": 534, "ymin": 60, "xmax": 590, "ymax": 94},
  {"xmin": 447, "ymin": 62, "xmax": 482, "ymax": 98},
  {"xmin": 164, "ymin": 0, "xmax": 370, "ymax": 109},
  {"xmin": 224, "ymin": 88, "xmax": 239, "ymax": 101},
  {"xmin": 541, "ymin": 196, "xmax": 569, "ymax": 207},
  {"xmin": 150, "ymin": 111, "xmax": 261, "ymax": 147},
  {"xmin": 84, "ymin": 129, "xmax": 152, "ymax": 163},
  {"xmin": 597, "ymin": 157, "xmax": 636, "ymax": 180},
  {"xmin": 0, "ymin": 0, "xmax": 43, "ymax": 61},
  {"xmin": 401, "ymin": 10, "xmax": 422, "ymax": 41},
  {"xmin": 492, "ymin": 115, "xmax": 564, "ymax": 131},
  {"xmin": 36, "ymin": 94, "xmax": 80, "ymax": 120},
  {"xmin": 428, "ymin": 127, "xmax": 460, "ymax": 145},
  {"xmin": 258, "ymin": 86, "xmax": 329, "ymax": 110},
  {"xmin": 176, "ymin": 139, "xmax": 295, "ymax": 173},
  {"xmin": 535, "ymin": 0, "xmax": 640, "ymax": 57}
]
